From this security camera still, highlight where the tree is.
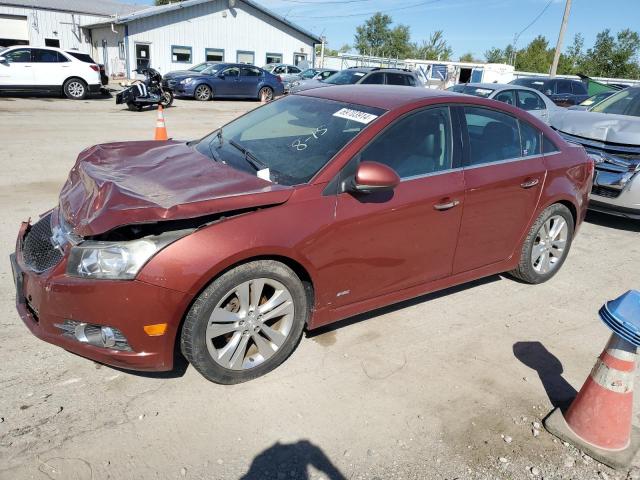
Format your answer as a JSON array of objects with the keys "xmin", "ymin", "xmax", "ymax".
[
  {"xmin": 354, "ymin": 13, "xmax": 393, "ymax": 56},
  {"xmin": 459, "ymin": 52, "xmax": 476, "ymax": 63},
  {"xmin": 386, "ymin": 24, "xmax": 413, "ymax": 58},
  {"xmin": 411, "ymin": 30, "xmax": 452, "ymax": 61},
  {"xmin": 316, "ymin": 43, "xmax": 350, "ymax": 57},
  {"xmin": 580, "ymin": 29, "xmax": 640, "ymax": 78},
  {"xmin": 557, "ymin": 33, "xmax": 584, "ymax": 75},
  {"xmin": 514, "ymin": 35, "xmax": 553, "ymax": 73}
]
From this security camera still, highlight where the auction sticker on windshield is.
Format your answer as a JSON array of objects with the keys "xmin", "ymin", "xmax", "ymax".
[{"xmin": 333, "ymin": 108, "xmax": 379, "ymax": 124}]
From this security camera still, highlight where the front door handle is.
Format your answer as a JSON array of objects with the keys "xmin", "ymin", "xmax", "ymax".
[
  {"xmin": 433, "ymin": 199, "xmax": 460, "ymax": 211},
  {"xmin": 520, "ymin": 178, "xmax": 540, "ymax": 189}
]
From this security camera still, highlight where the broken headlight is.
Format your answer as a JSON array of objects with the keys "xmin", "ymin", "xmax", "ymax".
[{"xmin": 66, "ymin": 233, "xmax": 183, "ymax": 280}]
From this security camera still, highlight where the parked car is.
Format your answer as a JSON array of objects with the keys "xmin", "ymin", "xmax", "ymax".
[
  {"xmin": 262, "ymin": 63, "xmax": 303, "ymax": 84},
  {"xmin": 290, "ymin": 67, "xmax": 422, "ymax": 93},
  {"xmin": 163, "ymin": 62, "xmax": 284, "ymax": 101},
  {"xmin": 286, "ymin": 68, "xmax": 337, "ymax": 92},
  {"xmin": 510, "ymin": 77, "xmax": 589, "ymax": 107},
  {"xmin": 567, "ymin": 90, "xmax": 618, "ymax": 111},
  {"xmin": 551, "ymin": 86, "xmax": 640, "ymax": 219},
  {"xmin": 11, "ymin": 85, "xmax": 593, "ymax": 384},
  {"xmin": 447, "ymin": 82, "xmax": 558, "ymax": 124},
  {"xmin": 65, "ymin": 50, "xmax": 108, "ymax": 87},
  {"xmin": 0, "ymin": 45, "xmax": 102, "ymax": 99}
]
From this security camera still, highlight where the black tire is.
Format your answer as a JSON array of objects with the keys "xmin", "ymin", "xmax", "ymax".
[
  {"xmin": 63, "ymin": 78, "xmax": 88, "ymax": 100},
  {"xmin": 258, "ymin": 86, "xmax": 273, "ymax": 102},
  {"xmin": 181, "ymin": 260, "xmax": 309, "ymax": 384},
  {"xmin": 160, "ymin": 90, "xmax": 174, "ymax": 108},
  {"xmin": 193, "ymin": 84, "xmax": 212, "ymax": 101},
  {"xmin": 509, "ymin": 203, "xmax": 575, "ymax": 284},
  {"xmin": 126, "ymin": 101, "xmax": 142, "ymax": 111}
]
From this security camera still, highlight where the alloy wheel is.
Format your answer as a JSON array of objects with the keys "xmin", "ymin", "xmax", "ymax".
[
  {"xmin": 68, "ymin": 81, "xmax": 85, "ymax": 98},
  {"xmin": 195, "ymin": 85, "xmax": 211, "ymax": 101},
  {"xmin": 205, "ymin": 278, "xmax": 295, "ymax": 370},
  {"xmin": 259, "ymin": 87, "xmax": 273, "ymax": 101},
  {"xmin": 530, "ymin": 215, "xmax": 568, "ymax": 274}
]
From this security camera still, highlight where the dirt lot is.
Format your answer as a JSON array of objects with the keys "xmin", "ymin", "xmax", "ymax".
[{"xmin": 0, "ymin": 92, "xmax": 639, "ymax": 480}]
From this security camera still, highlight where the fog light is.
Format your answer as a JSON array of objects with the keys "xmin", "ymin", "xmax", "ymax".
[{"xmin": 54, "ymin": 320, "xmax": 132, "ymax": 351}]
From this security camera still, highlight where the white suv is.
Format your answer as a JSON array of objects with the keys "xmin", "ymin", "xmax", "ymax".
[{"xmin": 0, "ymin": 46, "xmax": 102, "ymax": 99}]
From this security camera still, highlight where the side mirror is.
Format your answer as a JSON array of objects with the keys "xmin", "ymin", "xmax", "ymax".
[
  {"xmin": 218, "ymin": 73, "xmax": 225, "ymax": 79},
  {"xmin": 0, "ymin": 56, "xmax": 7, "ymax": 64},
  {"xmin": 350, "ymin": 161, "xmax": 400, "ymax": 193}
]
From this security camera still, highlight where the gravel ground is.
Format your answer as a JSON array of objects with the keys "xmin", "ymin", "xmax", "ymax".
[{"xmin": 0, "ymin": 92, "xmax": 639, "ymax": 480}]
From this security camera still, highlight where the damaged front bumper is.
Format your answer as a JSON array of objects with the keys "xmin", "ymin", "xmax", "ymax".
[
  {"xmin": 559, "ymin": 132, "xmax": 640, "ymax": 219},
  {"xmin": 11, "ymin": 214, "xmax": 193, "ymax": 372}
]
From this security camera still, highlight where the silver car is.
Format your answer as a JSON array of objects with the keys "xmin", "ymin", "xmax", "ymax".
[
  {"xmin": 447, "ymin": 82, "xmax": 559, "ymax": 124},
  {"xmin": 262, "ymin": 63, "xmax": 303, "ymax": 87},
  {"xmin": 551, "ymin": 87, "xmax": 640, "ymax": 219}
]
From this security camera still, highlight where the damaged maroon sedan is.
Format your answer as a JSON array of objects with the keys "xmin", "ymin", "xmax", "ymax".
[{"xmin": 11, "ymin": 86, "xmax": 593, "ymax": 384}]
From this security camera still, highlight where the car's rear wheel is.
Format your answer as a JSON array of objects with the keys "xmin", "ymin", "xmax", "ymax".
[
  {"xmin": 181, "ymin": 260, "xmax": 308, "ymax": 384},
  {"xmin": 258, "ymin": 86, "xmax": 273, "ymax": 102},
  {"xmin": 509, "ymin": 203, "xmax": 574, "ymax": 284},
  {"xmin": 194, "ymin": 84, "xmax": 212, "ymax": 101},
  {"xmin": 63, "ymin": 78, "xmax": 87, "ymax": 100}
]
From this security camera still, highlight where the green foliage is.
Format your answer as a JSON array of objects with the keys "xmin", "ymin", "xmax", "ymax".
[
  {"xmin": 354, "ymin": 14, "xmax": 451, "ymax": 60},
  {"xmin": 484, "ymin": 29, "xmax": 640, "ymax": 78},
  {"xmin": 459, "ymin": 52, "xmax": 476, "ymax": 63},
  {"xmin": 411, "ymin": 30, "xmax": 452, "ymax": 61},
  {"xmin": 155, "ymin": 0, "xmax": 181, "ymax": 5}
]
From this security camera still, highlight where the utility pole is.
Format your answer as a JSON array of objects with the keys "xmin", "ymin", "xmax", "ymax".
[
  {"xmin": 550, "ymin": 0, "xmax": 572, "ymax": 77},
  {"xmin": 320, "ymin": 36, "xmax": 326, "ymax": 68}
]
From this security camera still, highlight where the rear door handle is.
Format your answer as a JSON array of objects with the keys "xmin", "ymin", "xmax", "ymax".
[
  {"xmin": 433, "ymin": 199, "xmax": 460, "ymax": 211},
  {"xmin": 520, "ymin": 178, "xmax": 540, "ymax": 189}
]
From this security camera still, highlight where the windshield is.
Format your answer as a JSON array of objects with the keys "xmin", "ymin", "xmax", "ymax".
[
  {"xmin": 0, "ymin": 47, "xmax": 7, "ymax": 55},
  {"xmin": 511, "ymin": 78, "xmax": 546, "ymax": 92},
  {"xmin": 323, "ymin": 70, "xmax": 367, "ymax": 85},
  {"xmin": 448, "ymin": 85, "xmax": 494, "ymax": 98},
  {"xmin": 301, "ymin": 69, "xmax": 317, "ymax": 79},
  {"xmin": 189, "ymin": 62, "xmax": 210, "ymax": 72},
  {"xmin": 591, "ymin": 88, "xmax": 640, "ymax": 117},
  {"xmin": 194, "ymin": 95, "xmax": 386, "ymax": 185}
]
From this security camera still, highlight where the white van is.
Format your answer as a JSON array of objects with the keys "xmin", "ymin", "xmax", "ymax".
[{"xmin": 0, "ymin": 46, "xmax": 102, "ymax": 99}]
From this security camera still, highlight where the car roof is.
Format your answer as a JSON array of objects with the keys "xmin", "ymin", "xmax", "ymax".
[
  {"xmin": 347, "ymin": 67, "xmax": 415, "ymax": 74},
  {"xmin": 297, "ymin": 84, "xmax": 459, "ymax": 110},
  {"xmin": 463, "ymin": 82, "xmax": 546, "ymax": 94}
]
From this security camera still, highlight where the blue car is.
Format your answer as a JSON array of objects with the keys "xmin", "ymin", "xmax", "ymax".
[{"xmin": 162, "ymin": 62, "xmax": 284, "ymax": 101}]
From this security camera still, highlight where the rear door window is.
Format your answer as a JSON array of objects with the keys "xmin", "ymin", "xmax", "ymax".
[
  {"xmin": 572, "ymin": 81, "xmax": 587, "ymax": 95},
  {"xmin": 556, "ymin": 80, "xmax": 572, "ymax": 94},
  {"xmin": 463, "ymin": 107, "xmax": 521, "ymax": 166},
  {"xmin": 519, "ymin": 121, "xmax": 542, "ymax": 157},
  {"xmin": 32, "ymin": 49, "xmax": 67, "ymax": 63},
  {"xmin": 66, "ymin": 51, "xmax": 96, "ymax": 63},
  {"xmin": 241, "ymin": 66, "xmax": 261, "ymax": 77}
]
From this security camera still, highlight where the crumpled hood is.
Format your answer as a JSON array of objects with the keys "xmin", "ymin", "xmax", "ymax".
[
  {"xmin": 163, "ymin": 70, "xmax": 195, "ymax": 79},
  {"xmin": 59, "ymin": 141, "xmax": 292, "ymax": 237},
  {"xmin": 551, "ymin": 109, "xmax": 640, "ymax": 145}
]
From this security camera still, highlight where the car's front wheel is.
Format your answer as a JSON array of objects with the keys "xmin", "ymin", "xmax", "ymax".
[
  {"xmin": 509, "ymin": 203, "xmax": 574, "ymax": 284},
  {"xmin": 181, "ymin": 260, "xmax": 309, "ymax": 384},
  {"xmin": 63, "ymin": 78, "xmax": 88, "ymax": 100},
  {"xmin": 194, "ymin": 84, "xmax": 212, "ymax": 101},
  {"xmin": 258, "ymin": 86, "xmax": 274, "ymax": 102}
]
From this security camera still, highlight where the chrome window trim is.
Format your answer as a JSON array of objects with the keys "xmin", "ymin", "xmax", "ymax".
[
  {"xmin": 463, "ymin": 153, "xmax": 545, "ymax": 170},
  {"xmin": 400, "ymin": 167, "xmax": 463, "ymax": 182}
]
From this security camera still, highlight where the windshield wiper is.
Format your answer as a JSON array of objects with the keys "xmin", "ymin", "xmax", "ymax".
[{"xmin": 229, "ymin": 139, "xmax": 268, "ymax": 171}]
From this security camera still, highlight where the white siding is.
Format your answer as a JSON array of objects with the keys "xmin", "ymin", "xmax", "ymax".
[
  {"xmin": 0, "ymin": 5, "xmax": 104, "ymax": 53},
  {"xmin": 90, "ymin": 25, "xmax": 125, "ymax": 78},
  {"xmin": 122, "ymin": 0, "xmax": 316, "ymax": 77}
]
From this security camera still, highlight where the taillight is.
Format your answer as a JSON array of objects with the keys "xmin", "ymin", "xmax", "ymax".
[
  {"xmin": 276, "ymin": 75, "xmax": 282, "ymax": 83},
  {"xmin": 89, "ymin": 64, "xmax": 99, "ymax": 72}
]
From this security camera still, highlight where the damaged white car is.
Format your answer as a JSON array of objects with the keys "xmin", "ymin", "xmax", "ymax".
[{"xmin": 552, "ymin": 87, "xmax": 640, "ymax": 219}]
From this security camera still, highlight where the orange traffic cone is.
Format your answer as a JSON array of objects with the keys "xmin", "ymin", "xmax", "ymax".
[
  {"xmin": 154, "ymin": 104, "xmax": 168, "ymax": 141},
  {"xmin": 545, "ymin": 291, "xmax": 640, "ymax": 469}
]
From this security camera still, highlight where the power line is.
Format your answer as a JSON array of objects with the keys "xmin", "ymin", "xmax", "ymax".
[
  {"xmin": 515, "ymin": 0, "xmax": 554, "ymax": 41},
  {"xmin": 286, "ymin": 0, "xmax": 443, "ymax": 19}
]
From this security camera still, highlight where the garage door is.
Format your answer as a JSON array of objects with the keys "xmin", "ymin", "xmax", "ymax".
[{"xmin": 0, "ymin": 15, "xmax": 29, "ymax": 47}]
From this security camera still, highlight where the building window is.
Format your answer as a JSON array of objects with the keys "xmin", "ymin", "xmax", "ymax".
[
  {"xmin": 118, "ymin": 41, "xmax": 126, "ymax": 60},
  {"xmin": 44, "ymin": 38, "xmax": 60, "ymax": 47},
  {"xmin": 171, "ymin": 45, "xmax": 192, "ymax": 63},
  {"xmin": 265, "ymin": 53, "xmax": 282, "ymax": 64},
  {"xmin": 205, "ymin": 48, "xmax": 224, "ymax": 62},
  {"xmin": 236, "ymin": 50, "xmax": 254, "ymax": 65}
]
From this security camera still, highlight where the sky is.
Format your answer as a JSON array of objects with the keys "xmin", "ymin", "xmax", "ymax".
[{"xmin": 123, "ymin": 0, "xmax": 640, "ymax": 60}]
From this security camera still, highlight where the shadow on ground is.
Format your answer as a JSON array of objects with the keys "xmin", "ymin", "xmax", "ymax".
[
  {"xmin": 585, "ymin": 211, "xmax": 640, "ymax": 233},
  {"xmin": 513, "ymin": 341, "xmax": 577, "ymax": 412},
  {"xmin": 240, "ymin": 440, "xmax": 346, "ymax": 480}
]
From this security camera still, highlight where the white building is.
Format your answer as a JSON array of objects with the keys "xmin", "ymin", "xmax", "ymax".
[
  {"xmin": 0, "ymin": 0, "xmax": 141, "ymax": 53},
  {"xmin": 84, "ymin": 0, "xmax": 321, "ymax": 79}
]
